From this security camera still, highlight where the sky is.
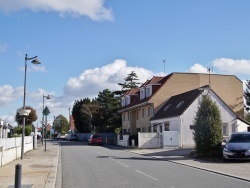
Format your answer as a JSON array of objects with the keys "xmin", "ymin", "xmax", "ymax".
[{"xmin": 1, "ymin": 0, "xmax": 250, "ymax": 127}]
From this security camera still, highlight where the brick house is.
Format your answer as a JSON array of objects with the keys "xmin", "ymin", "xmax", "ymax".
[{"xmin": 119, "ymin": 72, "xmax": 244, "ymax": 135}]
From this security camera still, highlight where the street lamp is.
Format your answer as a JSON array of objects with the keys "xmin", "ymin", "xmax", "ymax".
[
  {"xmin": 42, "ymin": 94, "xmax": 51, "ymax": 144},
  {"xmin": 20, "ymin": 54, "xmax": 41, "ymax": 160}
]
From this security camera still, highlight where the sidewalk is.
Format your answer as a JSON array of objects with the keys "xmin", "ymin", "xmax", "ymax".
[
  {"xmin": 0, "ymin": 141, "xmax": 59, "ymax": 188},
  {"xmin": 126, "ymin": 147, "xmax": 250, "ymax": 182}
]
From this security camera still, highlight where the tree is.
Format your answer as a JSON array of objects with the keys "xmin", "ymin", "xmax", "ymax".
[
  {"xmin": 193, "ymin": 95, "xmax": 223, "ymax": 157},
  {"xmin": 72, "ymin": 98, "xmax": 92, "ymax": 133},
  {"xmin": 54, "ymin": 115, "xmax": 69, "ymax": 134},
  {"xmin": 244, "ymin": 80, "xmax": 250, "ymax": 111},
  {"xmin": 114, "ymin": 71, "xmax": 141, "ymax": 96},
  {"xmin": 245, "ymin": 112, "xmax": 250, "ymax": 123},
  {"xmin": 14, "ymin": 125, "xmax": 33, "ymax": 136},
  {"xmin": 97, "ymin": 89, "xmax": 121, "ymax": 132},
  {"xmin": 15, "ymin": 106, "xmax": 38, "ymax": 126}
]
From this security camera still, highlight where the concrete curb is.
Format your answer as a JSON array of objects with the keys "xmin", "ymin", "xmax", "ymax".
[{"xmin": 126, "ymin": 150, "xmax": 250, "ymax": 183}]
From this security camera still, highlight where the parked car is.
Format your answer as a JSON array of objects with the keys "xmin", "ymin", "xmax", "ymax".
[
  {"xmin": 68, "ymin": 134, "xmax": 78, "ymax": 141},
  {"xmin": 223, "ymin": 132, "xmax": 250, "ymax": 160},
  {"xmin": 88, "ymin": 134, "xmax": 103, "ymax": 145},
  {"xmin": 57, "ymin": 133, "xmax": 66, "ymax": 140}
]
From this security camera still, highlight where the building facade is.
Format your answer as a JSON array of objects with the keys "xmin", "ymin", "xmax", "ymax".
[{"xmin": 119, "ymin": 72, "xmax": 244, "ymax": 135}]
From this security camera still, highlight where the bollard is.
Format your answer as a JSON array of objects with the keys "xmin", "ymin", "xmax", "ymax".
[{"xmin": 15, "ymin": 164, "xmax": 22, "ymax": 188}]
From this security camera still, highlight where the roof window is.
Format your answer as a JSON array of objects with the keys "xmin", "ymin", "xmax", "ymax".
[{"xmin": 176, "ymin": 101, "xmax": 184, "ymax": 109}]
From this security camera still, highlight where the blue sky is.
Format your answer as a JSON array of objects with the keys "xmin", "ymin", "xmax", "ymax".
[{"xmin": 1, "ymin": 0, "xmax": 250, "ymax": 127}]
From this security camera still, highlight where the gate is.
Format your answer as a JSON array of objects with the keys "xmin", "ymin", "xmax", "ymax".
[{"xmin": 162, "ymin": 131, "xmax": 179, "ymax": 148}]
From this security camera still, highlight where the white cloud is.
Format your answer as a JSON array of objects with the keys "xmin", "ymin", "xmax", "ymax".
[
  {"xmin": 212, "ymin": 58, "xmax": 250, "ymax": 75},
  {"xmin": 0, "ymin": 85, "xmax": 22, "ymax": 105},
  {"xmin": 64, "ymin": 59, "xmax": 156, "ymax": 99},
  {"xmin": 187, "ymin": 63, "xmax": 208, "ymax": 73},
  {"xmin": 0, "ymin": 42, "xmax": 9, "ymax": 52},
  {"xmin": 0, "ymin": 0, "xmax": 113, "ymax": 21}
]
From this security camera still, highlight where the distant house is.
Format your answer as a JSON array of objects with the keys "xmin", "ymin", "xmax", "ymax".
[
  {"xmin": 150, "ymin": 86, "xmax": 250, "ymax": 148},
  {"xmin": 119, "ymin": 72, "xmax": 244, "ymax": 136}
]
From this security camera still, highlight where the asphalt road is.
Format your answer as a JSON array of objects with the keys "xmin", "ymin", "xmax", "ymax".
[{"xmin": 60, "ymin": 141, "xmax": 250, "ymax": 188}]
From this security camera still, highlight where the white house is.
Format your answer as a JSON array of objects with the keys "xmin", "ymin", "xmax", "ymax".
[{"xmin": 150, "ymin": 86, "xmax": 250, "ymax": 148}]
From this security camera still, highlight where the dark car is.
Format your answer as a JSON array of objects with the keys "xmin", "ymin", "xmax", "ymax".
[
  {"xmin": 68, "ymin": 134, "xmax": 79, "ymax": 141},
  {"xmin": 223, "ymin": 132, "xmax": 250, "ymax": 160},
  {"xmin": 88, "ymin": 134, "xmax": 103, "ymax": 145}
]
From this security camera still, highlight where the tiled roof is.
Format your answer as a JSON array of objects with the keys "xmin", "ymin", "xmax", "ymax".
[
  {"xmin": 150, "ymin": 88, "xmax": 203, "ymax": 120},
  {"xmin": 121, "ymin": 74, "xmax": 172, "ymax": 110}
]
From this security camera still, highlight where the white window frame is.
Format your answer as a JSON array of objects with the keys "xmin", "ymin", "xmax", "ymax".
[
  {"xmin": 142, "ymin": 108, "xmax": 146, "ymax": 118},
  {"xmin": 125, "ymin": 96, "xmax": 130, "ymax": 105},
  {"xmin": 128, "ymin": 112, "xmax": 131, "ymax": 121},
  {"xmin": 146, "ymin": 85, "xmax": 152, "ymax": 97},
  {"xmin": 122, "ymin": 97, "xmax": 125, "ymax": 106},
  {"xmin": 140, "ymin": 88, "xmax": 145, "ymax": 100}
]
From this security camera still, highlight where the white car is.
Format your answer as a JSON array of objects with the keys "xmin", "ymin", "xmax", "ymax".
[{"xmin": 57, "ymin": 134, "xmax": 66, "ymax": 140}]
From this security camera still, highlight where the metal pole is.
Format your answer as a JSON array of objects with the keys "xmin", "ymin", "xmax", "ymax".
[
  {"xmin": 45, "ymin": 114, "xmax": 47, "ymax": 152},
  {"xmin": 15, "ymin": 164, "xmax": 22, "ymax": 188},
  {"xmin": 21, "ymin": 55, "xmax": 28, "ymax": 160},
  {"xmin": 42, "ymin": 95, "xmax": 45, "ymax": 145}
]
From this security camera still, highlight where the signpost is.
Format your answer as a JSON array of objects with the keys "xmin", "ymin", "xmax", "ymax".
[{"xmin": 43, "ymin": 106, "xmax": 50, "ymax": 152}]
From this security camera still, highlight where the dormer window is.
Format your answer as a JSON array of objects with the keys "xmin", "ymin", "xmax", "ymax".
[
  {"xmin": 122, "ymin": 97, "xmax": 126, "ymax": 106},
  {"xmin": 126, "ymin": 96, "xmax": 130, "ymax": 105},
  {"xmin": 140, "ymin": 88, "xmax": 145, "ymax": 100},
  {"xmin": 146, "ymin": 86, "xmax": 152, "ymax": 97}
]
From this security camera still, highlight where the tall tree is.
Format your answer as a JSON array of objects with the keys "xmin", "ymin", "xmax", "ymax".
[
  {"xmin": 54, "ymin": 115, "xmax": 69, "ymax": 134},
  {"xmin": 244, "ymin": 80, "xmax": 250, "ymax": 111},
  {"xmin": 97, "ymin": 89, "xmax": 121, "ymax": 132},
  {"xmin": 194, "ymin": 96, "xmax": 222, "ymax": 156},
  {"xmin": 193, "ymin": 96, "xmax": 223, "ymax": 157},
  {"xmin": 114, "ymin": 71, "xmax": 141, "ymax": 96},
  {"xmin": 15, "ymin": 106, "xmax": 38, "ymax": 126},
  {"xmin": 72, "ymin": 98, "xmax": 92, "ymax": 133}
]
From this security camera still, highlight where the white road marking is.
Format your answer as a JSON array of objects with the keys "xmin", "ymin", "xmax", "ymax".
[
  {"xmin": 135, "ymin": 170, "xmax": 158, "ymax": 181},
  {"xmin": 109, "ymin": 157, "xmax": 114, "ymax": 160},
  {"xmin": 116, "ymin": 161, "xmax": 130, "ymax": 167}
]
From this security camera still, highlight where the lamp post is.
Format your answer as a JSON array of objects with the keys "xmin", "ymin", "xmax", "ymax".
[
  {"xmin": 20, "ymin": 54, "xmax": 41, "ymax": 160},
  {"xmin": 42, "ymin": 94, "xmax": 51, "ymax": 145}
]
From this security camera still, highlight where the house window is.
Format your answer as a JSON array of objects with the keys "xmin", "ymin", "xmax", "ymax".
[
  {"xmin": 148, "ymin": 106, "xmax": 154, "ymax": 117},
  {"xmin": 148, "ymin": 127, "xmax": 151, "ymax": 132},
  {"xmin": 122, "ymin": 97, "xmax": 125, "ymax": 106},
  {"xmin": 146, "ymin": 86, "xmax": 152, "ymax": 97},
  {"xmin": 128, "ymin": 112, "xmax": 131, "ymax": 121},
  {"xmin": 142, "ymin": 108, "xmax": 146, "ymax": 117},
  {"xmin": 140, "ymin": 88, "xmax": 145, "ymax": 100},
  {"xmin": 123, "ymin": 129, "xmax": 127, "ymax": 134},
  {"xmin": 150, "ymin": 107, "xmax": 153, "ymax": 116},
  {"xmin": 176, "ymin": 101, "xmax": 184, "ymax": 109},
  {"xmin": 164, "ymin": 122, "xmax": 170, "ymax": 131},
  {"xmin": 164, "ymin": 104, "xmax": 171, "ymax": 111},
  {"xmin": 222, "ymin": 123, "xmax": 228, "ymax": 136},
  {"xmin": 126, "ymin": 96, "xmax": 130, "ymax": 105},
  {"xmin": 142, "ymin": 127, "xmax": 145, "ymax": 132}
]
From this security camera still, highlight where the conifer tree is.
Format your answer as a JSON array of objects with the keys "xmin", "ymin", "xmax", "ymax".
[{"xmin": 193, "ymin": 95, "xmax": 222, "ymax": 157}]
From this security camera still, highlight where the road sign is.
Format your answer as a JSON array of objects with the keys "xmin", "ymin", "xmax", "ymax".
[{"xmin": 43, "ymin": 106, "xmax": 50, "ymax": 115}]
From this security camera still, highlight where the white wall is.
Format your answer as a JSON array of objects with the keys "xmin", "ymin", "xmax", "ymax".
[
  {"xmin": 138, "ymin": 132, "xmax": 162, "ymax": 149},
  {"xmin": 0, "ymin": 136, "xmax": 33, "ymax": 167}
]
